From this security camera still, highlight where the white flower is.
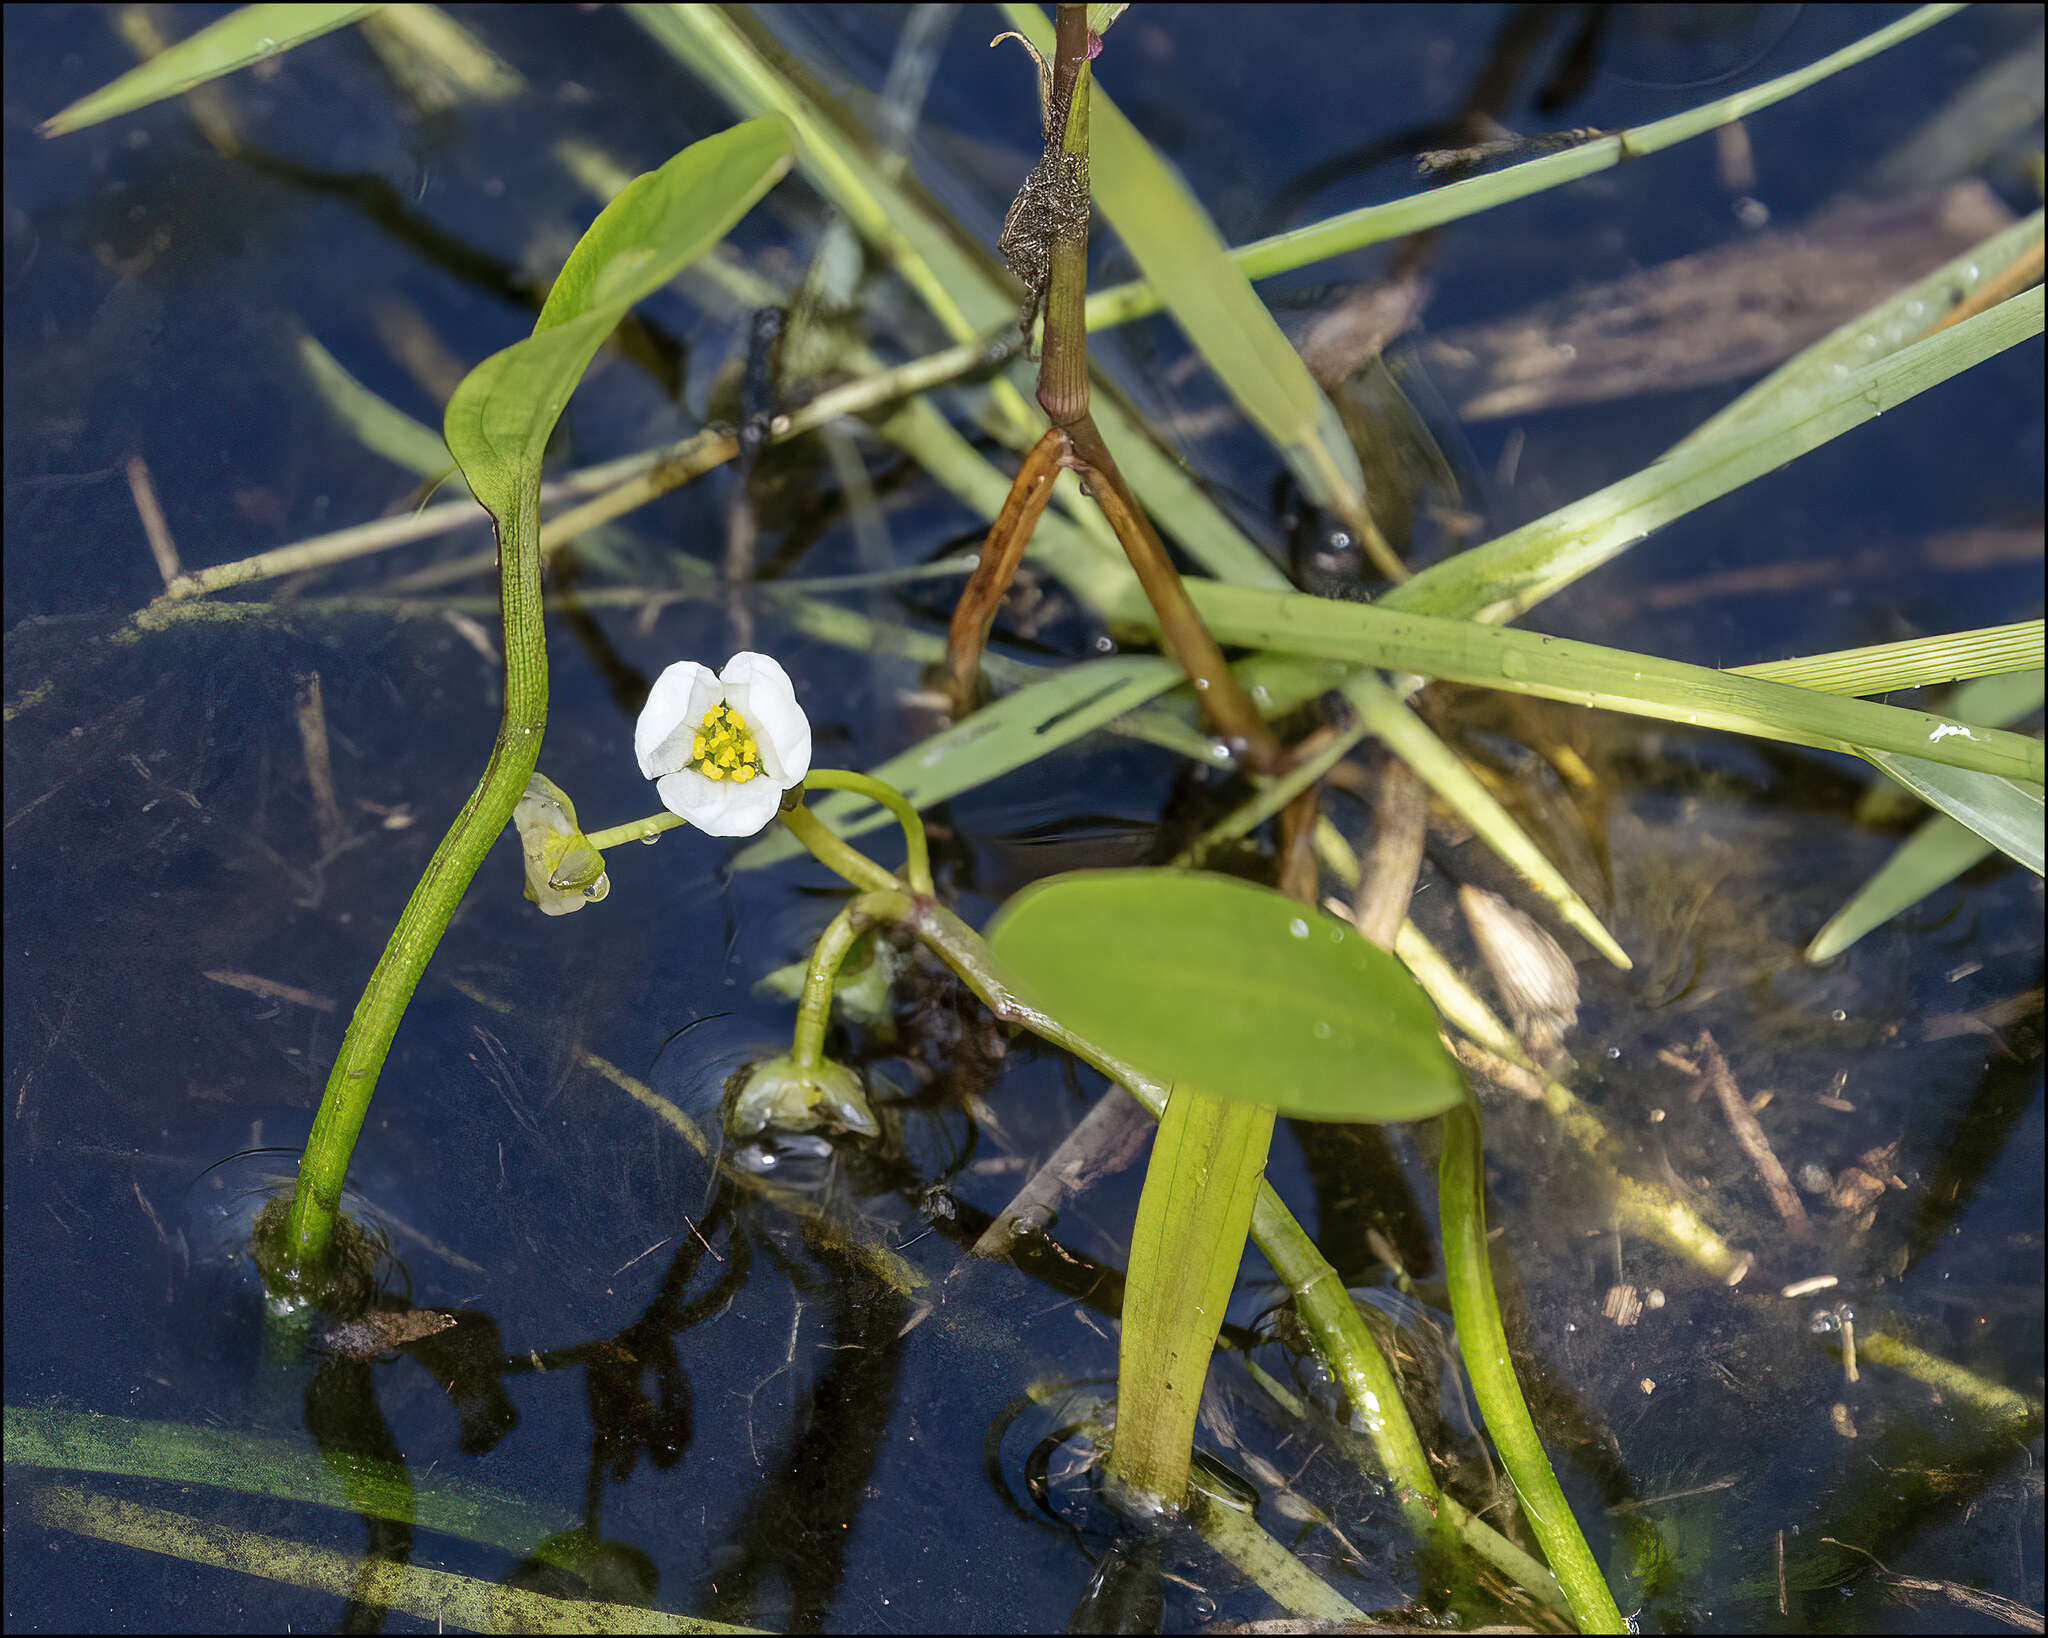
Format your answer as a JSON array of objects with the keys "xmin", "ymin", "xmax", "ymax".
[{"xmin": 634, "ymin": 652, "xmax": 811, "ymax": 837}]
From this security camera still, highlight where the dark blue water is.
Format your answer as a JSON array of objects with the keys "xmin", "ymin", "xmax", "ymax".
[{"xmin": 6, "ymin": 5, "xmax": 2040, "ymax": 1631}]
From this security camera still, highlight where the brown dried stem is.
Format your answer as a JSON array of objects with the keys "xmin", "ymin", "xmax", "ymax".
[
  {"xmin": 944, "ymin": 426, "xmax": 1069, "ymax": 713},
  {"xmin": 947, "ymin": 2, "xmax": 1284, "ymax": 775}
]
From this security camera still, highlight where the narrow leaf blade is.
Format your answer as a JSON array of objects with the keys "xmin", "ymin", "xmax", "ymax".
[{"xmin": 1113, "ymin": 1089, "xmax": 1275, "ymax": 1505}]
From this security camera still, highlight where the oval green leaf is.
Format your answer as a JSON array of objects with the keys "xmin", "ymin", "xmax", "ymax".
[{"xmin": 986, "ymin": 870, "xmax": 1464, "ymax": 1122}]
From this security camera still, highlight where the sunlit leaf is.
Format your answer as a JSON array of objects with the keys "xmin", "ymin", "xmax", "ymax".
[
  {"xmin": 986, "ymin": 871, "xmax": 1464, "ymax": 1122},
  {"xmin": 1100, "ymin": 576, "xmax": 2046, "ymax": 785},
  {"xmin": 1812, "ymin": 667, "xmax": 2044, "ymax": 955},
  {"xmin": 1729, "ymin": 623, "xmax": 2043, "ymax": 696}
]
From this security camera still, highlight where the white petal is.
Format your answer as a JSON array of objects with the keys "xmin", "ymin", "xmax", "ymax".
[
  {"xmin": 635, "ymin": 662, "xmax": 722, "ymax": 779},
  {"xmin": 655, "ymin": 768, "xmax": 784, "ymax": 837},
  {"xmin": 720, "ymin": 651, "xmax": 810, "ymax": 786}
]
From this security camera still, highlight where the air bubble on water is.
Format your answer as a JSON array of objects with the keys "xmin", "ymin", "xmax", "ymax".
[
  {"xmin": 1288, "ymin": 918, "xmax": 1310, "ymax": 939},
  {"xmin": 1312, "ymin": 1021, "xmax": 1331, "ymax": 1039},
  {"xmin": 1605, "ymin": 1046, "xmax": 1621, "ymax": 1060},
  {"xmin": 1831, "ymin": 1009, "xmax": 1847, "ymax": 1022}
]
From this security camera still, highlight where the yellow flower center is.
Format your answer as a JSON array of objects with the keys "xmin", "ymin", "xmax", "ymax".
[{"xmin": 689, "ymin": 703, "xmax": 762, "ymax": 783}]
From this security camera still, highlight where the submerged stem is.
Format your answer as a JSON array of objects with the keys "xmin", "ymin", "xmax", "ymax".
[{"xmin": 1441, "ymin": 1095, "xmax": 1626, "ymax": 1633}]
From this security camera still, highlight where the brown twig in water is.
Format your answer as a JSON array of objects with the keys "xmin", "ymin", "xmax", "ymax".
[
  {"xmin": 1659, "ymin": 1029, "xmax": 1808, "ymax": 1231},
  {"xmin": 969, "ymin": 1082, "xmax": 1153, "ymax": 1260}
]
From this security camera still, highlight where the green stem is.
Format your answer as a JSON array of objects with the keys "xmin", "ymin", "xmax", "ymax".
[
  {"xmin": 1440, "ymin": 1095, "xmax": 1625, "ymax": 1633},
  {"xmin": 789, "ymin": 889, "xmax": 911, "ymax": 1065},
  {"xmin": 1251, "ymin": 1186, "xmax": 1571, "ymax": 1615},
  {"xmin": 799, "ymin": 771, "xmax": 934, "ymax": 895},
  {"xmin": 776, "ymin": 803, "xmax": 901, "ymax": 894},
  {"xmin": 279, "ymin": 489, "xmax": 549, "ymax": 1287},
  {"xmin": 584, "ymin": 811, "xmax": 686, "ymax": 850}
]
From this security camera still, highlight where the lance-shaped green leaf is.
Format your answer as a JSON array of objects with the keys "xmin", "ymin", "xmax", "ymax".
[
  {"xmin": 1807, "ymin": 815, "xmax": 1998, "ymax": 964},
  {"xmin": 283, "ymin": 119, "xmax": 793, "ymax": 1277},
  {"xmin": 986, "ymin": 871, "xmax": 1465, "ymax": 1123},
  {"xmin": 445, "ymin": 116, "xmax": 794, "ymax": 519}
]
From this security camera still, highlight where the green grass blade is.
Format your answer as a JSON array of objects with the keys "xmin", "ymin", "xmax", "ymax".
[
  {"xmin": 631, "ymin": 4, "xmax": 1014, "ymax": 350},
  {"xmin": 1730, "ymin": 623, "xmax": 2044, "ymax": 695},
  {"xmin": 1105, "ymin": 579, "xmax": 2045, "ymax": 785},
  {"xmin": 296, "ymin": 333, "xmax": 466, "ymax": 489},
  {"xmin": 1805, "ymin": 815, "xmax": 1998, "ymax": 962},
  {"xmin": 1385, "ymin": 284, "xmax": 2043, "ymax": 624},
  {"xmin": 1110, "ymin": 1088, "xmax": 1275, "ymax": 1508},
  {"xmin": 1082, "ymin": 6, "xmax": 1966, "ymax": 330},
  {"xmin": 7, "ymin": 1405, "xmax": 568, "ymax": 1555},
  {"xmin": 1439, "ymin": 1100, "xmax": 1626, "ymax": 1633},
  {"xmin": 39, "ymin": 3, "xmax": 376, "ymax": 137},
  {"xmin": 26, "ymin": 1483, "xmax": 747, "ymax": 1634},
  {"xmin": 1846, "ymin": 668, "xmax": 2045, "ymax": 887},
  {"xmin": 1675, "ymin": 208, "xmax": 2045, "ymax": 456},
  {"xmin": 1861, "ymin": 750, "xmax": 2044, "ymax": 878}
]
